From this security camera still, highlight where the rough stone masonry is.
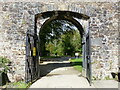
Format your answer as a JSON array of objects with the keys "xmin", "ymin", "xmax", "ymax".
[{"xmin": 0, "ymin": 0, "xmax": 119, "ymax": 82}]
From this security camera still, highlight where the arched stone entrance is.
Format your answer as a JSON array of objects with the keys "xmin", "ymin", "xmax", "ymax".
[{"xmin": 25, "ymin": 10, "xmax": 91, "ymax": 85}]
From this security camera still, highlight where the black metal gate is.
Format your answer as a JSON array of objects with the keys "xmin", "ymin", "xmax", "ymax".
[
  {"xmin": 25, "ymin": 30, "xmax": 39, "ymax": 83},
  {"xmin": 86, "ymin": 30, "xmax": 91, "ymax": 85}
]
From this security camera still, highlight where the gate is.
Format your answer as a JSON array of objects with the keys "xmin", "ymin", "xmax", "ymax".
[
  {"xmin": 25, "ymin": 30, "xmax": 39, "ymax": 83},
  {"xmin": 86, "ymin": 30, "xmax": 91, "ymax": 85}
]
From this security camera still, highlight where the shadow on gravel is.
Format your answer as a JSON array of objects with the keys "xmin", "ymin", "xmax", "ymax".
[
  {"xmin": 71, "ymin": 62, "xmax": 82, "ymax": 66},
  {"xmin": 38, "ymin": 57, "xmax": 82, "ymax": 78},
  {"xmin": 39, "ymin": 61, "xmax": 71, "ymax": 77}
]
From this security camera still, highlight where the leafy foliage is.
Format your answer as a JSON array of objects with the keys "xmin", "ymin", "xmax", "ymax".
[
  {"xmin": 45, "ymin": 30, "xmax": 82, "ymax": 56},
  {"xmin": 0, "ymin": 56, "xmax": 10, "ymax": 73},
  {"xmin": 39, "ymin": 20, "xmax": 82, "ymax": 56}
]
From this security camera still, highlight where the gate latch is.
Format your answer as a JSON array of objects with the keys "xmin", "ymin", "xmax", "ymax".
[{"xmin": 33, "ymin": 47, "xmax": 36, "ymax": 56}]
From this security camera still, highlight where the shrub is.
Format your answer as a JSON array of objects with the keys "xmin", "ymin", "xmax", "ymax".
[{"xmin": 0, "ymin": 56, "xmax": 10, "ymax": 73}]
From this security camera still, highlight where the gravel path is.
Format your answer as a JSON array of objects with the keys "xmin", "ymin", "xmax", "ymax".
[
  {"xmin": 29, "ymin": 57, "xmax": 94, "ymax": 88},
  {"xmin": 29, "ymin": 57, "xmax": 118, "ymax": 88},
  {"xmin": 39, "ymin": 58, "xmax": 80, "ymax": 77}
]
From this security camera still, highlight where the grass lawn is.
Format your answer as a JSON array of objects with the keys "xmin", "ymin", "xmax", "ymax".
[{"xmin": 69, "ymin": 58, "xmax": 83, "ymax": 72}]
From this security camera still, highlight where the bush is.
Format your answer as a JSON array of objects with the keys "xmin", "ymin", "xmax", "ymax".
[{"xmin": 0, "ymin": 56, "xmax": 10, "ymax": 73}]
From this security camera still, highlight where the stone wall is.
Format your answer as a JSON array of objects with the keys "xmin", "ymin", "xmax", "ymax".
[
  {"xmin": 0, "ymin": 1, "xmax": 119, "ymax": 81},
  {"xmin": 88, "ymin": 2, "xmax": 119, "ymax": 79}
]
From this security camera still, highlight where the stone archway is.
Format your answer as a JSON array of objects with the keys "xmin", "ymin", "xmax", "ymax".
[{"xmin": 25, "ymin": 10, "xmax": 91, "ymax": 84}]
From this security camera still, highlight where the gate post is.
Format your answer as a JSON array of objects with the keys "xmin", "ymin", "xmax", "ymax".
[
  {"xmin": 83, "ymin": 21, "xmax": 92, "ymax": 86},
  {"xmin": 82, "ymin": 35, "xmax": 87, "ymax": 77}
]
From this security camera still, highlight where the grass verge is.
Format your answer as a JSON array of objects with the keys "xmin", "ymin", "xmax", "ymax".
[
  {"xmin": 69, "ymin": 58, "xmax": 83, "ymax": 72},
  {"xmin": 2, "ymin": 81, "xmax": 31, "ymax": 88}
]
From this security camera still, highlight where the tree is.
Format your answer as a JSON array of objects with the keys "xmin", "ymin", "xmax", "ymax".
[{"xmin": 39, "ymin": 20, "xmax": 82, "ymax": 56}]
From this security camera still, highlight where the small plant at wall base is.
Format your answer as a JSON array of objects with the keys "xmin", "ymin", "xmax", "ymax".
[
  {"xmin": 0, "ymin": 56, "xmax": 10, "ymax": 85},
  {"xmin": 0, "ymin": 56, "xmax": 10, "ymax": 73}
]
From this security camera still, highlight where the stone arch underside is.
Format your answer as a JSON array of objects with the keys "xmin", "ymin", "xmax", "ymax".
[{"xmin": 37, "ymin": 11, "xmax": 90, "ymax": 38}]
